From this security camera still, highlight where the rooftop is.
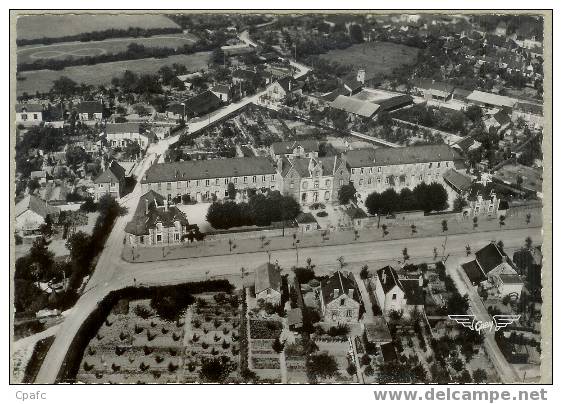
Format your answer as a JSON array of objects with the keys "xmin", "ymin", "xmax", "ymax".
[
  {"xmin": 106, "ymin": 122, "xmax": 140, "ymax": 134},
  {"xmin": 345, "ymin": 144, "xmax": 462, "ymax": 168},
  {"xmin": 467, "ymin": 90, "xmax": 517, "ymax": 108},
  {"xmin": 320, "ymin": 271, "xmax": 359, "ymax": 304},
  {"xmin": 77, "ymin": 101, "xmax": 103, "ymax": 114},
  {"xmin": 15, "ymin": 195, "xmax": 59, "ymax": 219},
  {"xmin": 443, "ymin": 169, "xmax": 473, "ymax": 194},
  {"xmin": 330, "ymin": 95, "xmax": 379, "ymax": 118},
  {"xmin": 142, "ymin": 157, "xmax": 277, "ymax": 183},
  {"xmin": 271, "ymin": 140, "xmax": 320, "ymax": 155},
  {"xmin": 254, "ymin": 263, "xmax": 281, "ymax": 295},
  {"xmin": 94, "ymin": 160, "xmax": 126, "ymax": 184}
]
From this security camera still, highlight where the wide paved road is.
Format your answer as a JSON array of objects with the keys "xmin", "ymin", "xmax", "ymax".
[{"xmin": 35, "ymin": 226, "xmax": 540, "ymax": 383}]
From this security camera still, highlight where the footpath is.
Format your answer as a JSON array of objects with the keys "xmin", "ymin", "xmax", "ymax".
[{"xmin": 123, "ymin": 208, "xmax": 542, "ymax": 263}]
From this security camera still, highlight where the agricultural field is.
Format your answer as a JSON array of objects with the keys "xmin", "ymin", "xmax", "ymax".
[
  {"xmin": 16, "ymin": 14, "xmax": 180, "ymax": 41},
  {"xmin": 16, "ymin": 52, "xmax": 212, "ymax": 96},
  {"xmin": 17, "ymin": 33, "xmax": 199, "ymax": 64},
  {"xmin": 319, "ymin": 41, "xmax": 419, "ymax": 79},
  {"xmin": 76, "ymin": 290, "xmax": 242, "ymax": 384}
]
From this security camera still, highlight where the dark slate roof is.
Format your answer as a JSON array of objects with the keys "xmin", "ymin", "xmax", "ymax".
[
  {"xmin": 443, "ymin": 169, "xmax": 473, "ymax": 194},
  {"xmin": 376, "ymin": 266, "xmax": 401, "ymax": 294},
  {"xmin": 142, "ymin": 157, "xmax": 277, "ymax": 183},
  {"xmin": 254, "ymin": 263, "xmax": 281, "ymax": 294},
  {"xmin": 287, "ymin": 308, "xmax": 303, "ymax": 326},
  {"xmin": 374, "ymin": 95, "xmax": 413, "ymax": 111},
  {"xmin": 343, "ymin": 77, "xmax": 363, "ymax": 93},
  {"xmin": 320, "ymin": 271, "xmax": 359, "ymax": 304},
  {"xmin": 400, "ymin": 279, "xmax": 424, "ymax": 305},
  {"xmin": 295, "ymin": 212, "xmax": 318, "ymax": 224},
  {"xmin": 16, "ymin": 103, "xmax": 44, "ymax": 113},
  {"xmin": 514, "ymin": 102, "xmax": 542, "ymax": 116},
  {"xmin": 94, "ymin": 160, "xmax": 126, "ymax": 184},
  {"xmin": 232, "ymin": 69, "xmax": 257, "ymax": 80},
  {"xmin": 124, "ymin": 190, "xmax": 191, "ymax": 236},
  {"xmin": 453, "ymin": 88, "xmax": 472, "ymax": 100},
  {"xmin": 475, "ymin": 243, "xmax": 507, "ymax": 274},
  {"xmin": 498, "ymin": 273, "xmax": 523, "ymax": 285},
  {"xmin": 321, "ymin": 87, "xmax": 349, "ymax": 102},
  {"xmin": 271, "ymin": 140, "xmax": 320, "ymax": 155},
  {"xmin": 462, "ymin": 260, "xmax": 486, "ymax": 284},
  {"xmin": 279, "ymin": 156, "xmax": 341, "ymax": 179},
  {"xmin": 106, "ymin": 122, "xmax": 140, "ymax": 134},
  {"xmin": 454, "ymin": 137, "xmax": 476, "ymax": 152},
  {"xmin": 381, "ymin": 343, "xmax": 398, "ymax": 363},
  {"xmin": 15, "ymin": 195, "xmax": 59, "ymax": 219},
  {"xmin": 77, "ymin": 101, "xmax": 103, "ymax": 114},
  {"xmin": 346, "ymin": 145, "xmax": 462, "ymax": 168},
  {"xmin": 330, "ymin": 95, "xmax": 380, "ymax": 117},
  {"xmin": 184, "ymin": 91, "xmax": 222, "ymax": 115},
  {"xmin": 493, "ymin": 110, "xmax": 512, "ymax": 126},
  {"xmin": 212, "ymin": 84, "xmax": 230, "ymax": 94}
]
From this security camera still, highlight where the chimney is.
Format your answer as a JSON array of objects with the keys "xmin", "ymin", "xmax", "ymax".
[
  {"xmin": 348, "ymin": 288, "xmax": 354, "ymax": 298},
  {"xmin": 288, "ymin": 80, "xmax": 292, "ymax": 92},
  {"xmin": 418, "ymin": 275, "xmax": 423, "ymax": 287},
  {"xmin": 382, "ymin": 271, "xmax": 387, "ymax": 284},
  {"xmin": 164, "ymin": 199, "xmax": 168, "ymax": 212},
  {"xmin": 333, "ymin": 288, "xmax": 339, "ymax": 298},
  {"xmin": 145, "ymin": 199, "xmax": 149, "ymax": 215}
]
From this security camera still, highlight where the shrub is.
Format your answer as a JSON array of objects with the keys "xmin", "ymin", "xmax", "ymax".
[{"xmin": 316, "ymin": 211, "xmax": 328, "ymax": 217}]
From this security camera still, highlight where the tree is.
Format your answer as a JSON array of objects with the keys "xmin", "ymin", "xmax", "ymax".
[
  {"xmin": 473, "ymin": 368, "xmax": 488, "ymax": 383},
  {"xmin": 306, "ymin": 352, "xmax": 338, "ymax": 382},
  {"xmin": 293, "ymin": 267, "xmax": 315, "ymax": 284},
  {"xmin": 526, "ymin": 213, "xmax": 532, "ymax": 225},
  {"xmin": 499, "ymin": 215, "xmax": 506, "ymax": 228},
  {"xmin": 66, "ymin": 231, "xmax": 92, "ymax": 269},
  {"xmin": 199, "ymin": 357, "xmax": 234, "ymax": 383},
  {"xmin": 346, "ymin": 363, "xmax": 357, "ymax": 375},
  {"xmin": 272, "ymin": 337, "xmax": 284, "ymax": 353},
  {"xmin": 360, "ymin": 265, "xmax": 369, "ymax": 280},
  {"xmin": 473, "ymin": 216, "xmax": 478, "ymax": 229},
  {"xmin": 525, "ymin": 236, "xmax": 533, "ymax": 249},
  {"xmin": 52, "ymin": 76, "xmax": 78, "ymax": 97},
  {"xmin": 349, "ymin": 24, "xmax": 364, "ymax": 43},
  {"xmin": 465, "ymin": 105, "xmax": 483, "ymax": 122},
  {"xmin": 338, "ymin": 183, "xmax": 357, "ymax": 205},
  {"xmin": 441, "ymin": 220, "xmax": 448, "ymax": 232},
  {"xmin": 453, "ymin": 195, "xmax": 468, "ymax": 212},
  {"xmin": 227, "ymin": 182, "xmax": 236, "ymax": 200},
  {"xmin": 28, "ymin": 237, "xmax": 54, "ymax": 281}
]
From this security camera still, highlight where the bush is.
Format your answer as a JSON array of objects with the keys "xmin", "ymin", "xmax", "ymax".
[
  {"xmin": 338, "ymin": 184, "xmax": 357, "ymax": 205},
  {"xmin": 316, "ymin": 211, "xmax": 328, "ymax": 217},
  {"xmin": 293, "ymin": 267, "xmax": 315, "ymax": 284}
]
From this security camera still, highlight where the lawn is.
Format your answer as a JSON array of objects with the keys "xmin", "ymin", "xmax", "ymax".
[
  {"xmin": 16, "ymin": 14, "xmax": 180, "ymax": 41},
  {"xmin": 319, "ymin": 41, "xmax": 419, "ymax": 79},
  {"xmin": 16, "ymin": 52, "xmax": 211, "ymax": 96},
  {"xmin": 17, "ymin": 33, "xmax": 199, "ymax": 64}
]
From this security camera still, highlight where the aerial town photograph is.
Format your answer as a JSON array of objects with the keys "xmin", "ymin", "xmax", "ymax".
[{"xmin": 9, "ymin": 9, "xmax": 551, "ymax": 391}]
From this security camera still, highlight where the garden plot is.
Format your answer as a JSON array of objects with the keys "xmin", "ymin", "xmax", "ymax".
[
  {"xmin": 248, "ymin": 319, "xmax": 283, "ymax": 380},
  {"xmin": 183, "ymin": 293, "xmax": 242, "ymax": 383},
  {"xmin": 77, "ymin": 300, "xmax": 185, "ymax": 384},
  {"xmin": 313, "ymin": 338, "xmax": 355, "ymax": 382}
]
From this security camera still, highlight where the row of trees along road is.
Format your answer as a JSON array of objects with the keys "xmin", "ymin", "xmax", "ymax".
[
  {"xmin": 365, "ymin": 182, "xmax": 449, "ymax": 216},
  {"xmin": 206, "ymin": 190, "xmax": 300, "ymax": 230}
]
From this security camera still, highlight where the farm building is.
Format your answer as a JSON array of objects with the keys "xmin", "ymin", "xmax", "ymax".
[
  {"xmin": 15, "ymin": 103, "xmax": 44, "ymax": 125},
  {"xmin": 466, "ymin": 90, "xmax": 517, "ymax": 110},
  {"xmin": 76, "ymin": 101, "xmax": 104, "ymax": 121},
  {"xmin": 329, "ymin": 95, "xmax": 380, "ymax": 119},
  {"xmin": 254, "ymin": 263, "xmax": 282, "ymax": 305},
  {"xmin": 15, "ymin": 195, "xmax": 60, "ymax": 237}
]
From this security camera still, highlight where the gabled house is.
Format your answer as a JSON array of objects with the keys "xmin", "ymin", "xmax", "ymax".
[
  {"xmin": 462, "ymin": 242, "xmax": 523, "ymax": 298},
  {"xmin": 93, "ymin": 160, "xmax": 126, "ymax": 200},
  {"xmin": 412, "ymin": 79, "xmax": 454, "ymax": 101},
  {"xmin": 485, "ymin": 109, "xmax": 512, "ymax": 131},
  {"xmin": 15, "ymin": 195, "xmax": 60, "ymax": 236},
  {"xmin": 373, "ymin": 266, "xmax": 424, "ymax": 318},
  {"xmin": 266, "ymin": 76, "xmax": 303, "ymax": 101},
  {"xmin": 295, "ymin": 212, "xmax": 319, "ymax": 233},
  {"xmin": 105, "ymin": 123, "xmax": 151, "ymax": 149},
  {"xmin": 124, "ymin": 190, "xmax": 198, "ymax": 246},
  {"xmin": 270, "ymin": 140, "xmax": 319, "ymax": 159},
  {"xmin": 319, "ymin": 271, "xmax": 361, "ymax": 324},
  {"xmin": 16, "ymin": 103, "xmax": 44, "ymax": 125},
  {"xmin": 210, "ymin": 84, "xmax": 231, "ymax": 103},
  {"xmin": 76, "ymin": 101, "xmax": 104, "ymax": 121},
  {"xmin": 254, "ymin": 263, "xmax": 282, "ymax": 305}
]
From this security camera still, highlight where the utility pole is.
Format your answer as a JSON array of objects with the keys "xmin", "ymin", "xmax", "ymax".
[{"xmin": 441, "ymin": 236, "xmax": 448, "ymax": 260}]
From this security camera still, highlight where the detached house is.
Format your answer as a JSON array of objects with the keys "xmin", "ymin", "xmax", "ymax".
[
  {"xmin": 462, "ymin": 243, "xmax": 523, "ymax": 299},
  {"xmin": 76, "ymin": 101, "xmax": 103, "ymax": 121},
  {"xmin": 94, "ymin": 160, "xmax": 126, "ymax": 200},
  {"xmin": 266, "ymin": 76, "xmax": 302, "ymax": 101},
  {"xmin": 16, "ymin": 103, "xmax": 44, "ymax": 125},
  {"xmin": 254, "ymin": 263, "xmax": 282, "ymax": 305},
  {"xmin": 373, "ymin": 266, "xmax": 425, "ymax": 318},
  {"xmin": 319, "ymin": 271, "xmax": 361, "ymax": 324},
  {"xmin": 15, "ymin": 195, "xmax": 60, "ymax": 237},
  {"xmin": 124, "ymin": 190, "xmax": 199, "ymax": 246},
  {"xmin": 412, "ymin": 79, "xmax": 455, "ymax": 101},
  {"xmin": 105, "ymin": 123, "xmax": 151, "ymax": 149}
]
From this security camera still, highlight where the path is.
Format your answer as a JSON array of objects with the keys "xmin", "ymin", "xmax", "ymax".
[{"xmin": 35, "ymin": 226, "xmax": 540, "ymax": 383}]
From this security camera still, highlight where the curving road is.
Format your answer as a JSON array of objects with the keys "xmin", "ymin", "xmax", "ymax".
[{"xmin": 35, "ymin": 225, "xmax": 541, "ymax": 383}]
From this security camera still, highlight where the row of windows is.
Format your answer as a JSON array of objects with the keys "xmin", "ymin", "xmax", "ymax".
[
  {"xmin": 301, "ymin": 179, "xmax": 331, "ymax": 189},
  {"xmin": 350, "ymin": 161, "xmax": 450, "ymax": 175},
  {"xmin": 156, "ymin": 175, "xmax": 277, "ymax": 190}
]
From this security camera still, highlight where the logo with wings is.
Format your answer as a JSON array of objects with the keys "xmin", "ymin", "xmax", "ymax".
[{"xmin": 448, "ymin": 314, "xmax": 520, "ymax": 333}]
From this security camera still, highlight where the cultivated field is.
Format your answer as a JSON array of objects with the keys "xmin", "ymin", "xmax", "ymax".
[
  {"xmin": 17, "ymin": 33, "xmax": 199, "ymax": 64},
  {"xmin": 16, "ymin": 52, "xmax": 212, "ymax": 96},
  {"xmin": 319, "ymin": 41, "xmax": 419, "ymax": 79},
  {"xmin": 16, "ymin": 14, "xmax": 180, "ymax": 41}
]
